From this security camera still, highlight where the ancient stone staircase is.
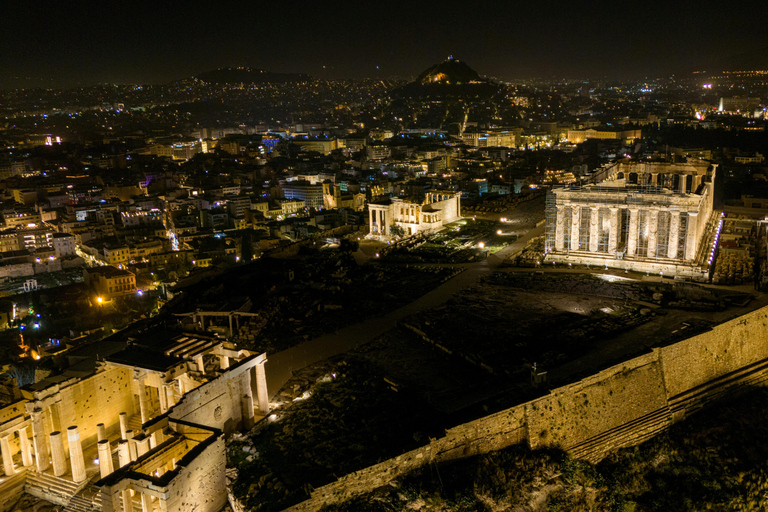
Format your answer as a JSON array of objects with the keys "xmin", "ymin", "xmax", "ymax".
[
  {"xmin": 25, "ymin": 470, "xmax": 86, "ymax": 507},
  {"xmin": 127, "ymin": 414, "xmax": 143, "ymax": 433},
  {"xmin": 0, "ymin": 467, "xmax": 28, "ymax": 505},
  {"xmin": 65, "ymin": 483, "xmax": 103, "ymax": 512}
]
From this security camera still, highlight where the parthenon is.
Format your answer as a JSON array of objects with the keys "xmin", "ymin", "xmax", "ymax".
[{"xmin": 544, "ymin": 160, "xmax": 720, "ymax": 279}]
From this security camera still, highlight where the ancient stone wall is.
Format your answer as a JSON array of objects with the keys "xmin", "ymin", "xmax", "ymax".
[
  {"xmin": 168, "ymin": 357, "xmax": 265, "ymax": 434},
  {"xmin": 283, "ymin": 303, "xmax": 768, "ymax": 511},
  {"xmin": 526, "ymin": 352, "xmax": 667, "ymax": 451},
  {"xmin": 169, "ymin": 372, "xmax": 246, "ymax": 434},
  {"xmin": 57, "ymin": 366, "xmax": 135, "ymax": 449},
  {"xmin": 659, "ymin": 306, "xmax": 768, "ymax": 398},
  {"xmin": 165, "ymin": 436, "xmax": 227, "ymax": 512}
]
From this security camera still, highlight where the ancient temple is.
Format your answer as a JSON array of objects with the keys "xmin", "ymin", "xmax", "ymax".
[
  {"xmin": 368, "ymin": 190, "xmax": 461, "ymax": 238},
  {"xmin": 544, "ymin": 160, "xmax": 720, "ymax": 279}
]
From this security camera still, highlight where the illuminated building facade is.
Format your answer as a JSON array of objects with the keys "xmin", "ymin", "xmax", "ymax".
[
  {"xmin": 368, "ymin": 190, "xmax": 461, "ymax": 238},
  {"xmin": 0, "ymin": 333, "xmax": 268, "ymax": 512},
  {"xmin": 545, "ymin": 160, "xmax": 720, "ymax": 279}
]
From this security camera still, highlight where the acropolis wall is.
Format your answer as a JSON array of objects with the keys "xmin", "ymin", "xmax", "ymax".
[{"xmin": 284, "ymin": 303, "xmax": 768, "ymax": 511}]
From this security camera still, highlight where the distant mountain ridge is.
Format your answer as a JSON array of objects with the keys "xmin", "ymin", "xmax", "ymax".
[{"xmin": 196, "ymin": 67, "xmax": 312, "ymax": 84}]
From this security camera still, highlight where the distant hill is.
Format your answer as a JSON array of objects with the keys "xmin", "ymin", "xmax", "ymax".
[
  {"xmin": 416, "ymin": 56, "xmax": 484, "ymax": 85},
  {"xmin": 196, "ymin": 67, "xmax": 312, "ymax": 84},
  {"xmin": 395, "ymin": 57, "xmax": 498, "ymax": 101}
]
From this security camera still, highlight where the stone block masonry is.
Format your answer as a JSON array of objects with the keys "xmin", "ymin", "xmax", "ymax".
[{"xmin": 283, "ymin": 303, "xmax": 768, "ymax": 511}]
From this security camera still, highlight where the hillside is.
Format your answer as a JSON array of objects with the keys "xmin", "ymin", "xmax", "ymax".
[{"xmin": 322, "ymin": 388, "xmax": 768, "ymax": 511}]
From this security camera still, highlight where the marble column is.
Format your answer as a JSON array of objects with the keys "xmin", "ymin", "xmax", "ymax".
[
  {"xmin": 119, "ymin": 413, "xmax": 129, "ymax": 440},
  {"xmin": 19, "ymin": 426, "xmax": 33, "ymax": 467},
  {"xmin": 627, "ymin": 209, "xmax": 639, "ymax": 256},
  {"xmin": 368, "ymin": 209, "xmax": 374, "ymax": 233},
  {"xmin": 98, "ymin": 440, "xmax": 114, "ymax": 479},
  {"xmin": 141, "ymin": 493, "xmax": 153, "ymax": 512},
  {"xmin": 241, "ymin": 370, "xmax": 255, "ymax": 430},
  {"xmin": 647, "ymin": 209, "xmax": 659, "ymax": 257},
  {"xmin": 570, "ymin": 207, "xmax": 581, "ymax": 251},
  {"xmin": 382, "ymin": 211, "xmax": 389, "ymax": 236},
  {"xmin": 685, "ymin": 212, "xmax": 699, "ymax": 261},
  {"xmin": 50, "ymin": 431, "xmax": 67, "ymax": 477},
  {"xmin": 651, "ymin": 173, "xmax": 659, "ymax": 187},
  {"xmin": 255, "ymin": 358, "xmax": 269, "ymax": 415},
  {"xmin": 588, "ymin": 207, "xmax": 599, "ymax": 252},
  {"xmin": 693, "ymin": 174, "xmax": 702, "ymax": 192},
  {"xmin": 196, "ymin": 356, "xmax": 205, "ymax": 374},
  {"xmin": 125, "ymin": 430, "xmax": 137, "ymax": 461},
  {"xmin": 48, "ymin": 402, "xmax": 62, "ymax": 434},
  {"xmin": 608, "ymin": 208, "xmax": 619, "ymax": 253},
  {"xmin": 117, "ymin": 440, "xmax": 131, "ymax": 468},
  {"xmin": 668, "ymin": 211, "xmax": 680, "ymax": 259},
  {"xmin": 219, "ymin": 356, "xmax": 230, "ymax": 370},
  {"xmin": 554, "ymin": 209, "xmax": 566, "ymax": 251},
  {"xmin": 165, "ymin": 384, "xmax": 176, "ymax": 409},
  {"xmin": 158, "ymin": 384, "xmax": 168, "ymax": 414},
  {"xmin": 679, "ymin": 174, "xmax": 687, "ymax": 193},
  {"xmin": 137, "ymin": 380, "xmax": 149, "ymax": 425},
  {"xmin": 121, "ymin": 489, "xmax": 132, "ymax": 512},
  {"xmin": 67, "ymin": 426, "xmax": 86, "ymax": 483},
  {"xmin": 97, "ymin": 423, "xmax": 107, "ymax": 442},
  {"xmin": 0, "ymin": 434, "xmax": 15, "ymax": 476},
  {"xmin": 31, "ymin": 410, "xmax": 50, "ymax": 473}
]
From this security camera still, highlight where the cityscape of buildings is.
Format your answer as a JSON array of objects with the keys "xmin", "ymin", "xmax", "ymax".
[{"xmin": 0, "ymin": 41, "xmax": 768, "ymax": 512}]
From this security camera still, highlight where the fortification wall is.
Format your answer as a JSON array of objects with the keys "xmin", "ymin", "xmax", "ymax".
[
  {"xmin": 526, "ymin": 352, "xmax": 667, "ymax": 450},
  {"xmin": 659, "ymin": 306, "xmax": 768, "ymax": 398},
  {"xmin": 283, "ymin": 303, "xmax": 768, "ymax": 511}
]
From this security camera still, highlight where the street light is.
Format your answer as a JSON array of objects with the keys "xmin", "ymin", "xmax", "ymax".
[{"xmin": 97, "ymin": 297, "xmax": 103, "ymax": 304}]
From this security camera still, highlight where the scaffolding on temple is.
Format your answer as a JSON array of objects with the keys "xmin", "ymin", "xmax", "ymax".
[{"xmin": 544, "ymin": 190, "xmax": 558, "ymax": 254}]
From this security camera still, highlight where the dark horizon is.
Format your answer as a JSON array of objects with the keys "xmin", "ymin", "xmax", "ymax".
[{"xmin": 2, "ymin": 1, "xmax": 768, "ymax": 89}]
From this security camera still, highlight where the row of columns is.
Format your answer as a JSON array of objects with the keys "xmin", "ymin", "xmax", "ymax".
[
  {"xmin": 615, "ymin": 171, "xmax": 706, "ymax": 194},
  {"xmin": 556, "ymin": 206, "xmax": 696, "ymax": 260},
  {"xmin": 369, "ymin": 208, "xmax": 389, "ymax": 235},
  {"xmin": 0, "ymin": 425, "xmax": 33, "ymax": 476},
  {"xmin": 136, "ymin": 378, "xmax": 180, "ymax": 425},
  {"xmin": 47, "ymin": 426, "xmax": 87, "ymax": 481},
  {"xmin": 190, "ymin": 312, "xmax": 242, "ymax": 336},
  {"xmin": 104, "ymin": 421, "xmax": 171, "ymax": 512}
]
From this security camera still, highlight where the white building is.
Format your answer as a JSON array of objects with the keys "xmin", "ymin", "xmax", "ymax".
[{"xmin": 368, "ymin": 191, "xmax": 461, "ymax": 238}]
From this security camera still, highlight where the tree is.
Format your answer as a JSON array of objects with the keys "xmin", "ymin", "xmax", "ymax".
[
  {"xmin": 389, "ymin": 225, "xmax": 405, "ymax": 238},
  {"xmin": 339, "ymin": 238, "xmax": 359, "ymax": 253},
  {"xmin": 6, "ymin": 360, "xmax": 37, "ymax": 387}
]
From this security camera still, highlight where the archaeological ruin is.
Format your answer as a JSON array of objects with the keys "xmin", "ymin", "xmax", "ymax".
[
  {"xmin": 544, "ymin": 160, "xmax": 720, "ymax": 279},
  {"xmin": 368, "ymin": 190, "xmax": 461, "ymax": 238},
  {"xmin": 0, "ymin": 331, "xmax": 268, "ymax": 512}
]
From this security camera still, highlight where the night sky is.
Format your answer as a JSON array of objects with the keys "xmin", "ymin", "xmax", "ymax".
[{"xmin": 2, "ymin": 1, "xmax": 767, "ymax": 88}]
